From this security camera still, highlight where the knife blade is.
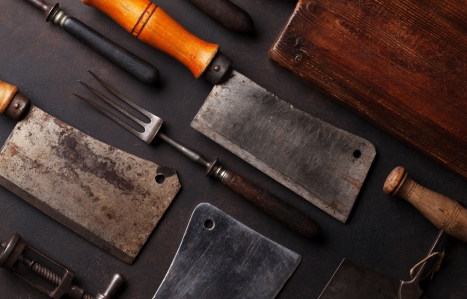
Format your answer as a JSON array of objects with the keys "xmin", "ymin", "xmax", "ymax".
[
  {"xmin": 0, "ymin": 79, "xmax": 181, "ymax": 264},
  {"xmin": 81, "ymin": 0, "xmax": 376, "ymax": 222}
]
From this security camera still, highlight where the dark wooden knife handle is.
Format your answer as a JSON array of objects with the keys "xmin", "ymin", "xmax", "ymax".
[
  {"xmin": 62, "ymin": 17, "xmax": 159, "ymax": 85},
  {"xmin": 82, "ymin": 0, "xmax": 219, "ymax": 79},
  {"xmin": 222, "ymin": 170, "xmax": 321, "ymax": 238},
  {"xmin": 384, "ymin": 166, "xmax": 467, "ymax": 243},
  {"xmin": 186, "ymin": 0, "xmax": 254, "ymax": 34}
]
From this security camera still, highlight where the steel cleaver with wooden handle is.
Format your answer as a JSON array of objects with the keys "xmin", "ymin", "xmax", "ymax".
[
  {"xmin": 0, "ymin": 79, "xmax": 181, "ymax": 264},
  {"xmin": 82, "ymin": 0, "xmax": 376, "ymax": 223}
]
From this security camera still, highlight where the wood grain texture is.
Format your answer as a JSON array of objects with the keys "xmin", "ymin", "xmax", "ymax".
[
  {"xmin": 83, "ymin": 0, "xmax": 219, "ymax": 78},
  {"xmin": 384, "ymin": 166, "xmax": 467, "ymax": 243},
  {"xmin": 0, "ymin": 80, "xmax": 18, "ymax": 115},
  {"xmin": 269, "ymin": 0, "xmax": 467, "ymax": 180}
]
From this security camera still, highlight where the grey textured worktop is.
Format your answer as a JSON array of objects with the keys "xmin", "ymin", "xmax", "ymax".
[{"xmin": 0, "ymin": 0, "xmax": 466, "ymax": 298}]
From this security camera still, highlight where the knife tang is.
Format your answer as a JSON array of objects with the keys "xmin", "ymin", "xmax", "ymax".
[
  {"xmin": 221, "ymin": 170, "xmax": 320, "ymax": 238},
  {"xmin": 83, "ymin": 0, "xmax": 220, "ymax": 80}
]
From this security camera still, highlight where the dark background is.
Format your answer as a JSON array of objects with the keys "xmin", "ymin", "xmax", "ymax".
[{"xmin": 0, "ymin": 0, "xmax": 466, "ymax": 298}]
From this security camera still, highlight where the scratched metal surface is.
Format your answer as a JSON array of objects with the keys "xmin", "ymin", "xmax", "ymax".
[
  {"xmin": 192, "ymin": 70, "xmax": 376, "ymax": 223},
  {"xmin": 154, "ymin": 203, "xmax": 300, "ymax": 298},
  {"xmin": 0, "ymin": 106, "xmax": 181, "ymax": 264},
  {"xmin": 0, "ymin": 0, "xmax": 466, "ymax": 298}
]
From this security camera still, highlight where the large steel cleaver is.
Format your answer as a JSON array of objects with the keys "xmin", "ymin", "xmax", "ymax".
[
  {"xmin": 0, "ymin": 80, "xmax": 181, "ymax": 264},
  {"xmin": 82, "ymin": 0, "xmax": 376, "ymax": 223},
  {"xmin": 153, "ymin": 203, "xmax": 301, "ymax": 299}
]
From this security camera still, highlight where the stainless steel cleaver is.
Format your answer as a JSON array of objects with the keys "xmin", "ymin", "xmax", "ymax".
[
  {"xmin": 153, "ymin": 203, "xmax": 301, "ymax": 299},
  {"xmin": 82, "ymin": 0, "xmax": 376, "ymax": 223},
  {"xmin": 0, "ymin": 79, "xmax": 181, "ymax": 264}
]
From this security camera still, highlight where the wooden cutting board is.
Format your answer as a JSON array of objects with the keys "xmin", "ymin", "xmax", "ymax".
[{"xmin": 269, "ymin": 0, "xmax": 467, "ymax": 180}]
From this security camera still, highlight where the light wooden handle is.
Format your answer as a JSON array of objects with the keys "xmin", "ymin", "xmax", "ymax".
[
  {"xmin": 0, "ymin": 80, "xmax": 19, "ymax": 115},
  {"xmin": 384, "ymin": 166, "xmax": 467, "ymax": 243},
  {"xmin": 82, "ymin": 0, "xmax": 219, "ymax": 78}
]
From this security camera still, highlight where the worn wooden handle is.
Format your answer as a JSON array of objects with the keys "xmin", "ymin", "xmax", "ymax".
[
  {"xmin": 82, "ymin": 0, "xmax": 219, "ymax": 78},
  {"xmin": 186, "ymin": 0, "xmax": 254, "ymax": 34},
  {"xmin": 0, "ymin": 80, "xmax": 18, "ymax": 115},
  {"xmin": 222, "ymin": 170, "xmax": 321, "ymax": 238},
  {"xmin": 384, "ymin": 166, "xmax": 467, "ymax": 243}
]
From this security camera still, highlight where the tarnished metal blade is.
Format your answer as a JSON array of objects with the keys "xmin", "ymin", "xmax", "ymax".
[
  {"xmin": 191, "ymin": 71, "xmax": 376, "ymax": 222},
  {"xmin": 153, "ymin": 203, "xmax": 301, "ymax": 299},
  {"xmin": 318, "ymin": 259, "xmax": 399, "ymax": 299},
  {"xmin": 0, "ymin": 106, "xmax": 181, "ymax": 264}
]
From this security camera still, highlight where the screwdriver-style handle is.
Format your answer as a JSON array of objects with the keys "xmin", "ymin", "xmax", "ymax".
[
  {"xmin": 222, "ymin": 170, "xmax": 321, "ymax": 238},
  {"xmin": 384, "ymin": 166, "xmax": 467, "ymax": 243},
  {"xmin": 186, "ymin": 0, "xmax": 254, "ymax": 34},
  {"xmin": 61, "ymin": 17, "xmax": 159, "ymax": 85},
  {"xmin": 82, "ymin": 0, "xmax": 219, "ymax": 79},
  {"xmin": 22, "ymin": 0, "xmax": 159, "ymax": 85}
]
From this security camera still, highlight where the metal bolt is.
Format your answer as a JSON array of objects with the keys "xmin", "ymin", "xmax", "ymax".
[
  {"xmin": 13, "ymin": 103, "xmax": 19, "ymax": 109},
  {"xmin": 213, "ymin": 65, "xmax": 221, "ymax": 72},
  {"xmin": 96, "ymin": 273, "xmax": 125, "ymax": 299}
]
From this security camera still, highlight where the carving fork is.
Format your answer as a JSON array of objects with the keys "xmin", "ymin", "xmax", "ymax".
[{"xmin": 74, "ymin": 70, "xmax": 321, "ymax": 238}]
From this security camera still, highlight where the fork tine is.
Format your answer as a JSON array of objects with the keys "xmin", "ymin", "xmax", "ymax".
[
  {"xmin": 77, "ymin": 71, "xmax": 163, "ymax": 144},
  {"xmin": 73, "ymin": 93, "xmax": 143, "ymax": 139},
  {"xmin": 87, "ymin": 70, "xmax": 153, "ymax": 119},
  {"xmin": 78, "ymin": 81, "xmax": 147, "ymax": 128}
]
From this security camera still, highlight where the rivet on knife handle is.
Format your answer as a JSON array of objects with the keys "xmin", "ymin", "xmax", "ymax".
[
  {"xmin": 0, "ymin": 80, "xmax": 31, "ymax": 121},
  {"xmin": 24, "ymin": 0, "xmax": 159, "ymax": 85},
  {"xmin": 384, "ymin": 166, "xmax": 467, "ymax": 243},
  {"xmin": 82, "ymin": 0, "xmax": 223, "ymax": 81}
]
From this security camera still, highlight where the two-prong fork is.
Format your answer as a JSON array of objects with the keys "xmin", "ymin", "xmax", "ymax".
[{"xmin": 74, "ymin": 70, "xmax": 320, "ymax": 238}]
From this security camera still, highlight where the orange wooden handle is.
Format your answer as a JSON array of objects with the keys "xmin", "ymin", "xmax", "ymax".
[
  {"xmin": 0, "ymin": 80, "xmax": 19, "ymax": 115},
  {"xmin": 82, "ymin": 0, "xmax": 219, "ymax": 78},
  {"xmin": 384, "ymin": 166, "xmax": 467, "ymax": 243}
]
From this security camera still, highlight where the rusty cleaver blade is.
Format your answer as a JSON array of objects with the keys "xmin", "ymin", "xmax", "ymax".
[
  {"xmin": 0, "ymin": 82, "xmax": 181, "ymax": 264},
  {"xmin": 153, "ymin": 203, "xmax": 300, "ymax": 299},
  {"xmin": 191, "ymin": 71, "xmax": 376, "ymax": 222}
]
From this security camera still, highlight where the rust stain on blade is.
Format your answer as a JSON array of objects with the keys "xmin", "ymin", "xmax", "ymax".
[{"xmin": 0, "ymin": 106, "xmax": 181, "ymax": 264}]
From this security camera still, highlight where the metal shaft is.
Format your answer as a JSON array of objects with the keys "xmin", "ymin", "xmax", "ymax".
[{"xmin": 158, "ymin": 133, "xmax": 211, "ymax": 169}]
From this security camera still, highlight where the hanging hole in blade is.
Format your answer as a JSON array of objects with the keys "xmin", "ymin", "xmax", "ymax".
[
  {"xmin": 204, "ymin": 219, "xmax": 215, "ymax": 230},
  {"xmin": 353, "ymin": 150, "xmax": 361, "ymax": 158},
  {"xmin": 155, "ymin": 175, "xmax": 165, "ymax": 184}
]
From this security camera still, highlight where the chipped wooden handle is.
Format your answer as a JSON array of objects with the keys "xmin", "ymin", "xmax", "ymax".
[
  {"xmin": 82, "ymin": 0, "xmax": 219, "ymax": 78},
  {"xmin": 222, "ymin": 170, "xmax": 321, "ymax": 238},
  {"xmin": 384, "ymin": 166, "xmax": 467, "ymax": 243},
  {"xmin": 0, "ymin": 80, "xmax": 31, "ymax": 121}
]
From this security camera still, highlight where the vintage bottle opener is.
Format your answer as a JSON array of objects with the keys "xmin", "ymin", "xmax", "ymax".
[{"xmin": 0, "ymin": 79, "xmax": 181, "ymax": 263}]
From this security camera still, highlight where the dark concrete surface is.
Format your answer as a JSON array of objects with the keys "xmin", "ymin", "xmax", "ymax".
[{"xmin": 0, "ymin": 0, "xmax": 466, "ymax": 298}]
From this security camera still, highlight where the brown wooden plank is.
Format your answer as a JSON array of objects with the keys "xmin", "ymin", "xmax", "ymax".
[{"xmin": 269, "ymin": 0, "xmax": 467, "ymax": 180}]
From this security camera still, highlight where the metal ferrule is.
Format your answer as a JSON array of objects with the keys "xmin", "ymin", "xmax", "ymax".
[
  {"xmin": 211, "ymin": 164, "xmax": 228, "ymax": 181},
  {"xmin": 51, "ymin": 9, "xmax": 68, "ymax": 27}
]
